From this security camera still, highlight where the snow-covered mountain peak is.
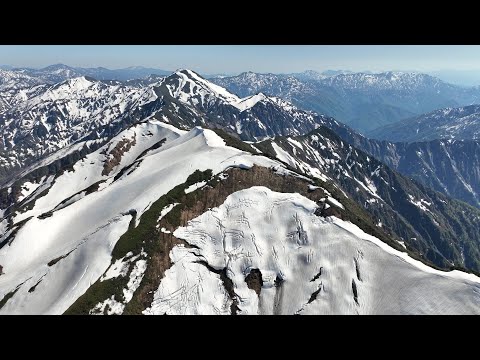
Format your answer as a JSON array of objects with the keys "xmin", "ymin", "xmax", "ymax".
[
  {"xmin": 166, "ymin": 69, "xmax": 240, "ymax": 107},
  {"xmin": 166, "ymin": 70, "xmax": 280, "ymax": 113},
  {"xmin": 46, "ymin": 75, "xmax": 97, "ymax": 95}
]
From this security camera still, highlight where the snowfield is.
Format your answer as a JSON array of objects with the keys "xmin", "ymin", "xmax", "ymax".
[
  {"xmin": 146, "ymin": 187, "xmax": 480, "ymax": 315},
  {"xmin": 0, "ymin": 124, "xmax": 286, "ymax": 314}
]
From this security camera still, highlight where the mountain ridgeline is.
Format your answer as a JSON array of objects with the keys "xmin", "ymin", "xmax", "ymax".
[{"xmin": 1, "ymin": 67, "xmax": 480, "ymax": 314}]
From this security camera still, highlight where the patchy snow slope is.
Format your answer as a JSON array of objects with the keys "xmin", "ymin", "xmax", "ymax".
[
  {"xmin": 146, "ymin": 187, "xmax": 480, "ymax": 315},
  {"xmin": 0, "ymin": 76, "xmax": 159, "ymax": 179}
]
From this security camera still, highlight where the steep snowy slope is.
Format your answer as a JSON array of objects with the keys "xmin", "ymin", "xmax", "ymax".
[
  {"xmin": 146, "ymin": 187, "xmax": 480, "ymax": 315},
  {"xmin": 0, "ymin": 120, "xmax": 183, "ymax": 222},
  {"xmin": 256, "ymin": 127, "xmax": 480, "ymax": 272},
  {"xmin": 315, "ymin": 117, "xmax": 480, "ymax": 209},
  {"xmin": 0, "ymin": 124, "xmax": 285, "ymax": 314}
]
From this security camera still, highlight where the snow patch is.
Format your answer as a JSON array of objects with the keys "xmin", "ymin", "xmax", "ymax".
[
  {"xmin": 232, "ymin": 93, "xmax": 267, "ymax": 111},
  {"xmin": 185, "ymin": 181, "xmax": 207, "ymax": 194},
  {"xmin": 408, "ymin": 194, "xmax": 432, "ymax": 212}
]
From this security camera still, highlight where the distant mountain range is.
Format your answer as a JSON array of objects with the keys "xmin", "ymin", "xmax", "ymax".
[
  {"xmin": 7, "ymin": 64, "xmax": 172, "ymax": 82},
  {"xmin": 213, "ymin": 71, "xmax": 480, "ymax": 133},
  {"xmin": 288, "ymin": 69, "xmax": 355, "ymax": 81},
  {"xmin": 369, "ymin": 104, "xmax": 480, "ymax": 142},
  {"xmin": 3, "ymin": 65, "xmax": 480, "ymax": 135}
]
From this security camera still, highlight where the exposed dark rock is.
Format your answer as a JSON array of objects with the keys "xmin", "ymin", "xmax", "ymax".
[{"xmin": 245, "ymin": 269, "xmax": 263, "ymax": 296}]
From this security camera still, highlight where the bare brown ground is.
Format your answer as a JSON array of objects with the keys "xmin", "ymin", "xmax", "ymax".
[{"xmin": 102, "ymin": 135, "xmax": 137, "ymax": 176}]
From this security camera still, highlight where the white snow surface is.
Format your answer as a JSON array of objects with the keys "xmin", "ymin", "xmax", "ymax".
[
  {"xmin": 90, "ymin": 296, "xmax": 125, "ymax": 315},
  {"xmin": 185, "ymin": 181, "xmax": 207, "ymax": 194},
  {"xmin": 0, "ymin": 214, "xmax": 131, "ymax": 315},
  {"xmin": 147, "ymin": 187, "xmax": 480, "ymax": 315},
  {"xmin": 408, "ymin": 194, "xmax": 432, "ymax": 213},
  {"xmin": 232, "ymin": 93, "xmax": 267, "ymax": 111},
  {"xmin": 144, "ymin": 244, "xmax": 232, "ymax": 315},
  {"xmin": 0, "ymin": 124, "xmax": 288, "ymax": 314},
  {"xmin": 123, "ymin": 259, "xmax": 147, "ymax": 303},
  {"xmin": 327, "ymin": 197, "xmax": 344, "ymax": 210},
  {"xmin": 156, "ymin": 203, "xmax": 179, "ymax": 226},
  {"xmin": 101, "ymin": 252, "xmax": 136, "ymax": 282}
]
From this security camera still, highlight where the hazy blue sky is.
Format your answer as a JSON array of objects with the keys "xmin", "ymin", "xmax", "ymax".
[{"xmin": 2, "ymin": 45, "xmax": 480, "ymax": 74}]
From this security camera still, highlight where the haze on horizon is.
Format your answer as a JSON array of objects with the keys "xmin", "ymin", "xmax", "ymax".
[{"xmin": 2, "ymin": 45, "xmax": 480, "ymax": 86}]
